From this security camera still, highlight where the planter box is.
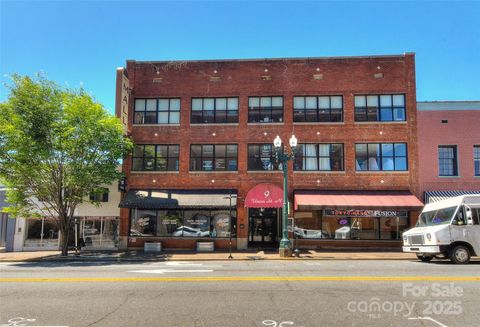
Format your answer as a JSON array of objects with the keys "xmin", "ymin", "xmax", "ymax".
[
  {"xmin": 144, "ymin": 242, "xmax": 162, "ymax": 252},
  {"xmin": 196, "ymin": 241, "xmax": 214, "ymax": 252}
]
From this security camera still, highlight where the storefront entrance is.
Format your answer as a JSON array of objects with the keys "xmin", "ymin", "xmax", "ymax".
[
  {"xmin": 79, "ymin": 216, "xmax": 119, "ymax": 250},
  {"xmin": 248, "ymin": 208, "xmax": 279, "ymax": 247}
]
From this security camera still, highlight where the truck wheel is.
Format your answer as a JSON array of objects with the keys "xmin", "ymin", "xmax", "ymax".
[
  {"xmin": 416, "ymin": 254, "xmax": 433, "ymax": 262},
  {"xmin": 449, "ymin": 246, "xmax": 471, "ymax": 264}
]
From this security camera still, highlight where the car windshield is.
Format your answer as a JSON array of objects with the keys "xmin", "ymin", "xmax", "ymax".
[{"xmin": 416, "ymin": 206, "xmax": 458, "ymax": 227}]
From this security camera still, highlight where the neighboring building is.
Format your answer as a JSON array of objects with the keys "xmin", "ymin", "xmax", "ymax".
[
  {"xmin": 116, "ymin": 53, "xmax": 423, "ymax": 251},
  {"xmin": 417, "ymin": 101, "xmax": 480, "ymax": 203},
  {"xmin": 12, "ymin": 182, "xmax": 121, "ymax": 251},
  {"xmin": 0, "ymin": 186, "xmax": 14, "ymax": 250}
]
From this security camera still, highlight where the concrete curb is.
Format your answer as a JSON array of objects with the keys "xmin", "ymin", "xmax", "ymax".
[{"xmin": 0, "ymin": 256, "xmax": 416, "ymax": 263}]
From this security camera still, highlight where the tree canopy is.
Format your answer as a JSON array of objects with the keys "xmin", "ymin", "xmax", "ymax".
[{"xmin": 0, "ymin": 74, "xmax": 133, "ymax": 255}]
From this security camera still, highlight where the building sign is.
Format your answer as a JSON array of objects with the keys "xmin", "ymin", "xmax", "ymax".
[
  {"xmin": 324, "ymin": 209, "xmax": 408, "ymax": 218},
  {"xmin": 120, "ymin": 72, "xmax": 129, "ymax": 134},
  {"xmin": 245, "ymin": 183, "xmax": 283, "ymax": 208}
]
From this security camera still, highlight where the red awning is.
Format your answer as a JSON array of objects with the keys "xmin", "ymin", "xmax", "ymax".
[
  {"xmin": 294, "ymin": 191, "xmax": 424, "ymax": 210},
  {"xmin": 245, "ymin": 183, "xmax": 284, "ymax": 208}
]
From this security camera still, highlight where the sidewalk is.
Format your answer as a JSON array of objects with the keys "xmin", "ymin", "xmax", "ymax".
[{"xmin": 0, "ymin": 249, "xmax": 417, "ymax": 262}]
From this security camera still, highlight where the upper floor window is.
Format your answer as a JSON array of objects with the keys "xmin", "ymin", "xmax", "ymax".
[
  {"xmin": 248, "ymin": 96, "xmax": 283, "ymax": 123},
  {"xmin": 356, "ymin": 143, "xmax": 407, "ymax": 171},
  {"xmin": 438, "ymin": 145, "xmax": 458, "ymax": 176},
  {"xmin": 190, "ymin": 144, "xmax": 238, "ymax": 171},
  {"xmin": 475, "ymin": 146, "xmax": 480, "ymax": 176},
  {"xmin": 191, "ymin": 97, "xmax": 239, "ymax": 124},
  {"xmin": 132, "ymin": 144, "xmax": 179, "ymax": 171},
  {"xmin": 294, "ymin": 144, "xmax": 344, "ymax": 171},
  {"xmin": 247, "ymin": 144, "xmax": 282, "ymax": 171},
  {"xmin": 89, "ymin": 188, "xmax": 109, "ymax": 202},
  {"xmin": 354, "ymin": 94, "xmax": 406, "ymax": 122},
  {"xmin": 134, "ymin": 98, "xmax": 180, "ymax": 124},
  {"xmin": 293, "ymin": 96, "xmax": 343, "ymax": 122}
]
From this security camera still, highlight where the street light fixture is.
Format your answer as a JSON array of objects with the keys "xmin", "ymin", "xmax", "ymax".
[{"xmin": 273, "ymin": 134, "xmax": 298, "ymax": 257}]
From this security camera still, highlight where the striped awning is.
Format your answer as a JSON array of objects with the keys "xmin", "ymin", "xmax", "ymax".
[{"xmin": 424, "ymin": 190, "xmax": 480, "ymax": 204}]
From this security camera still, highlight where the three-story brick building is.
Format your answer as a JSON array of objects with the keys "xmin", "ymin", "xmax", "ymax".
[{"xmin": 115, "ymin": 54, "xmax": 423, "ymax": 251}]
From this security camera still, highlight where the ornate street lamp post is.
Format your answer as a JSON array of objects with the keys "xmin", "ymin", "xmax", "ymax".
[
  {"xmin": 223, "ymin": 194, "xmax": 238, "ymax": 259},
  {"xmin": 273, "ymin": 134, "xmax": 298, "ymax": 257}
]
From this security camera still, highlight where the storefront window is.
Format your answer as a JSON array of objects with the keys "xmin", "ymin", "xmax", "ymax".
[
  {"xmin": 380, "ymin": 216, "xmax": 409, "ymax": 240},
  {"xmin": 157, "ymin": 210, "xmax": 183, "ymax": 236},
  {"xmin": 25, "ymin": 217, "xmax": 59, "ymax": 247},
  {"xmin": 211, "ymin": 210, "xmax": 235, "ymax": 237},
  {"xmin": 322, "ymin": 216, "xmax": 350, "ymax": 239},
  {"xmin": 81, "ymin": 216, "xmax": 119, "ymax": 248},
  {"xmin": 183, "ymin": 210, "xmax": 211, "ymax": 237},
  {"xmin": 350, "ymin": 217, "xmax": 379, "ymax": 240},
  {"xmin": 293, "ymin": 210, "xmax": 409, "ymax": 240},
  {"xmin": 129, "ymin": 209, "xmax": 237, "ymax": 238},
  {"xmin": 293, "ymin": 211, "xmax": 324, "ymax": 239},
  {"xmin": 130, "ymin": 210, "xmax": 156, "ymax": 236}
]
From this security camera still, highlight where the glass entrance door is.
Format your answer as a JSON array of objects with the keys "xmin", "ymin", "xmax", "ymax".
[{"xmin": 248, "ymin": 208, "xmax": 279, "ymax": 247}]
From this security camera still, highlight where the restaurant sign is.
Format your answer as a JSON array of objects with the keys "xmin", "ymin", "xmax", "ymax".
[{"xmin": 324, "ymin": 209, "xmax": 408, "ymax": 218}]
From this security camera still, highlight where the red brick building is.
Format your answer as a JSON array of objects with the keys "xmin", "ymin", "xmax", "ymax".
[
  {"xmin": 417, "ymin": 101, "xmax": 480, "ymax": 203},
  {"xmin": 115, "ymin": 54, "xmax": 423, "ymax": 251}
]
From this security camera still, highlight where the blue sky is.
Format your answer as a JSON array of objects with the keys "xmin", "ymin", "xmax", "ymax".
[{"xmin": 1, "ymin": 0, "xmax": 479, "ymax": 113}]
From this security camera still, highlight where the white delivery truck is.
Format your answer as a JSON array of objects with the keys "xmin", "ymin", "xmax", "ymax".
[{"xmin": 403, "ymin": 195, "xmax": 480, "ymax": 264}]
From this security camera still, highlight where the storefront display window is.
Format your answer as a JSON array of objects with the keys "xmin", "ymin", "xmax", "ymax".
[
  {"xmin": 380, "ymin": 216, "xmax": 409, "ymax": 240},
  {"xmin": 157, "ymin": 210, "xmax": 183, "ymax": 236},
  {"xmin": 350, "ymin": 217, "xmax": 379, "ymax": 240},
  {"xmin": 129, "ymin": 209, "xmax": 237, "ymax": 238},
  {"xmin": 293, "ymin": 210, "xmax": 409, "ymax": 240},
  {"xmin": 183, "ymin": 210, "xmax": 211, "ymax": 237},
  {"xmin": 81, "ymin": 216, "xmax": 119, "ymax": 249},
  {"xmin": 211, "ymin": 210, "xmax": 236, "ymax": 237},
  {"xmin": 323, "ymin": 216, "xmax": 350, "ymax": 239},
  {"xmin": 25, "ymin": 217, "xmax": 59, "ymax": 247},
  {"xmin": 131, "ymin": 209, "xmax": 156, "ymax": 236}
]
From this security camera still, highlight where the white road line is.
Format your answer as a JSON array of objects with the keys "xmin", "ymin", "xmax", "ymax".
[
  {"xmin": 408, "ymin": 317, "xmax": 448, "ymax": 327},
  {"xmin": 127, "ymin": 269, "xmax": 214, "ymax": 274}
]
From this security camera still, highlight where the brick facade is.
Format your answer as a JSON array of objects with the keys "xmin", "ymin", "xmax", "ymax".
[
  {"xmin": 116, "ymin": 54, "xmax": 420, "ymax": 250},
  {"xmin": 418, "ymin": 101, "xmax": 480, "ymax": 200}
]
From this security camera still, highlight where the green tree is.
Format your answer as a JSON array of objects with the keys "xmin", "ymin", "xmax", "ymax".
[{"xmin": 0, "ymin": 75, "xmax": 133, "ymax": 255}]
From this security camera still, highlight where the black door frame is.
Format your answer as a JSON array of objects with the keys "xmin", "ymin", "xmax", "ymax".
[{"xmin": 247, "ymin": 208, "xmax": 280, "ymax": 248}]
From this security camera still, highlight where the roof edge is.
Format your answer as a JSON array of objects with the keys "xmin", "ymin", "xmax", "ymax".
[{"xmin": 128, "ymin": 54, "xmax": 411, "ymax": 65}]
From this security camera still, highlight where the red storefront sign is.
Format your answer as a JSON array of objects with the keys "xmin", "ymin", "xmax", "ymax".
[{"xmin": 244, "ymin": 183, "xmax": 283, "ymax": 208}]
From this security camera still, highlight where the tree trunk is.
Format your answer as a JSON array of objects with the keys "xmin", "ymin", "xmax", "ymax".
[{"xmin": 59, "ymin": 214, "xmax": 70, "ymax": 257}]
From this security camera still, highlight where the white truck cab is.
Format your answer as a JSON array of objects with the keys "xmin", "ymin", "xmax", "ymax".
[{"xmin": 403, "ymin": 195, "xmax": 480, "ymax": 264}]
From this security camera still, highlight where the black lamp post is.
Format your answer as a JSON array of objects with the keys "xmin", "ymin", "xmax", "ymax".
[
  {"xmin": 273, "ymin": 134, "xmax": 298, "ymax": 257},
  {"xmin": 223, "ymin": 194, "xmax": 238, "ymax": 259}
]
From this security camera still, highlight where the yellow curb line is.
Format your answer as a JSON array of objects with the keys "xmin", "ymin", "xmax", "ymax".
[{"xmin": 1, "ymin": 276, "xmax": 479, "ymax": 283}]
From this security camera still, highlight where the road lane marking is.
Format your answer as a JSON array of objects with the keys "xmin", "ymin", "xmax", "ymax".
[
  {"xmin": 1, "ymin": 276, "xmax": 479, "ymax": 283},
  {"xmin": 127, "ymin": 269, "xmax": 214, "ymax": 274},
  {"xmin": 408, "ymin": 317, "xmax": 448, "ymax": 327}
]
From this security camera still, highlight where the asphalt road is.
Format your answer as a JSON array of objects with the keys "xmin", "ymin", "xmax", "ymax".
[{"xmin": 0, "ymin": 260, "xmax": 479, "ymax": 327}]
